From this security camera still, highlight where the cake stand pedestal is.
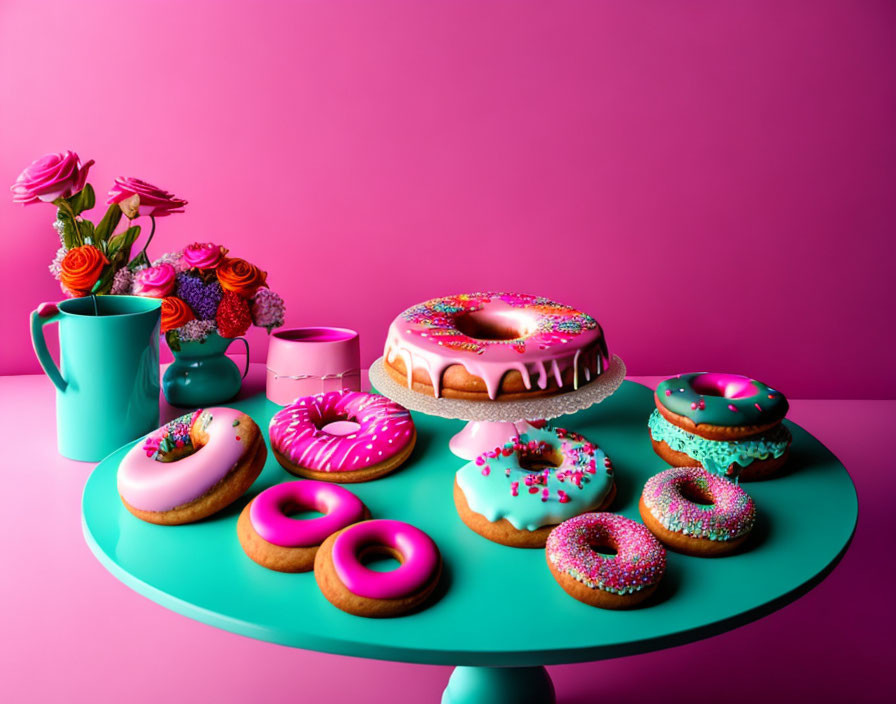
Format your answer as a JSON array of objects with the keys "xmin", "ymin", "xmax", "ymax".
[
  {"xmin": 368, "ymin": 354, "xmax": 626, "ymax": 459},
  {"xmin": 81, "ymin": 379, "xmax": 857, "ymax": 704}
]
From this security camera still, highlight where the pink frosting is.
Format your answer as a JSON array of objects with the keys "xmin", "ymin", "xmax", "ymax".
[
  {"xmin": 117, "ymin": 407, "xmax": 248, "ymax": 512},
  {"xmin": 384, "ymin": 293, "xmax": 609, "ymax": 399},
  {"xmin": 269, "ymin": 391, "xmax": 414, "ymax": 473},
  {"xmin": 249, "ymin": 481, "xmax": 366, "ymax": 547},
  {"xmin": 132, "ymin": 263, "xmax": 176, "ymax": 298},
  {"xmin": 183, "ymin": 242, "xmax": 225, "ymax": 269},
  {"xmin": 331, "ymin": 519, "xmax": 439, "ymax": 600},
  {"xmin": 690, "ymin": 373, "xmax": 760, "ymax": 400}
]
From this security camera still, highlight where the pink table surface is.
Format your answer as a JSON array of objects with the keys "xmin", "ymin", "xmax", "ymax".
[{"xmin": 1, "ymin": 365, "xmax": 892, "ymax": 703}]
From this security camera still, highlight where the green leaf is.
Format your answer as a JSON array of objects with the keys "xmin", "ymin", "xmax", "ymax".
[
  {"xmin": 67, "ymin": 184, "xmax": 96, "ymax": 216},
  {"xmin": 79, "ymin": 219, "xmax": 96, "ymax": 247},
  {"xmin": 55, "ymin": 208, "xmax": 78, "ymax": 249},
  {"xmin": 94, "ymin": 202, "xmax": 123, "ymax": 243},
  {"xmin": 165, "ymin": 330, "xmax": 181, "ymax": 351},
  {"xmin": 108, "ymin": 225, "xmax": 141, "ymax": 259}
]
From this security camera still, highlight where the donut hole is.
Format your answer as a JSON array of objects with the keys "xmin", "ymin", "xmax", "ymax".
[
  {"xmin": 454, "ymin": 310, "xmax": 533, "ymax": 341},
  {"xmin": 280, "ymin": 500, "xmax": 326, "ymax": 521},
  {"xmin": 316, "ymin": 412, "xmax": 361, "ymax": 436},
  {"xmin": 587, "ymin": 541, "xmax": 618, "ymax": 557},
  {"xmin": 518, "ymin": 446, "xmax": 563, "ymax": 472},
  {"xmin": 691, "ymin": 374, "xmax": 759, "ymax": 400},
  {"xmin": 679, "ymin": 482, "xmax": 715, "ymax": 506},
  {"xmin": 357, "ymin": 544, "xmax": 403, "ymax": 573}
]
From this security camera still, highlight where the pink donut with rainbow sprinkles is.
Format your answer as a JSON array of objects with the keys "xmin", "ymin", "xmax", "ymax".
[{"xmin": 269, "ymin": 390, "xmax": 416, "ymax": 483}]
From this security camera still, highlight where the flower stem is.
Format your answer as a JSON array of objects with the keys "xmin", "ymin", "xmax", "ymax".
[
  {"xmin": 135, "ymin": 215, "xmax": 157, "ymax": 268},
  {"xmin": 56, "ymin": 199, "xmax": 83, "ymax": 246}
]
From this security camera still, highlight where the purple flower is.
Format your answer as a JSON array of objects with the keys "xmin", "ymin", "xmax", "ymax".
[
  {"xmin": 176, "ymin": 272, "xmax": 222, "ymax": 320},
  {"xmin": 176, "ymin": 319, "xmax": 216, "ymax": 342},
  {"xmin": 110, "ymin": 267, "xmax": 135, "ymax": 294},
  {"xmin": 250, "ymin": 288, "xmax": 285, "ymax": 331}
]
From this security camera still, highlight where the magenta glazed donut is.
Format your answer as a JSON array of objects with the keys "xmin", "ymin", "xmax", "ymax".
[
  {"xmin": 313, "ymin": 519, "xmax": 442, "ymax": 617},
  {"xmin": 269, "ymin": 390, "xmax": 416, "ymax": 482},
  {"xmin": 237, "ymin": 480, "xmax": 370, "ymax": 572}
]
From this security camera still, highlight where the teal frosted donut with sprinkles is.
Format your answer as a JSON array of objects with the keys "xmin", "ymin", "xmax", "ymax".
[
  {"xmin": 651, "ymin": 372, "xmax": 792, "ymax": 481},
  {"xmin": 545, "ymin": 513, "xmax": 666, "ymax": 609},
  {"xmin": 454, "ymin": 424, "xmax": 616, "ymax": 548},
  {"xmin": 639, "ymin": 467, "xmax": 756, "ymax": 557}
]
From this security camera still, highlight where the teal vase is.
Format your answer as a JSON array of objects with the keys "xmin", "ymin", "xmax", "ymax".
[{"xmin": 162, "ymin": 332, "xmax": 249, "ymax": 408}]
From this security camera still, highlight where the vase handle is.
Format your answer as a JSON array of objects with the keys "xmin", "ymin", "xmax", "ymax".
[
  {"xmin": 225, "ymin": 336, "xmax": 250, "ymax": 379},
  {"xmin": 30, "ymin": 302, "xmax": 68, "ymax": 392}
]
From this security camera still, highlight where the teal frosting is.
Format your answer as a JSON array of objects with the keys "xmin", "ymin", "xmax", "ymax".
[
  {"xmin": 648, "ymin": 410, "xmax": 791, "ymax": 478},
  {"xmin": 455, "ymin": 425, "xmax": 614, "ymax": 531},
  {"xmin": 656, "ymin": 373, "xmax": 788, "ymax": 427}
]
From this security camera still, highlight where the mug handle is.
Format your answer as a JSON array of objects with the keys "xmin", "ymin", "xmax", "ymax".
[
  {"xmin": 225, "ymin": 336, "xmax": 250, "ymax": 379},
  {"xmin": 30, "ymin": 302, "xmax": 67, "ymax": 392}
]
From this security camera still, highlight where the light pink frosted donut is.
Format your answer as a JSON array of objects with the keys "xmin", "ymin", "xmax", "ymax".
[
  {"xmin": 117, "ymin": 407, "xmax": 265, "ymax": 524},
  {"xmin": 269, "ymin": 390, "xmax": 416, "ymax": 483}
]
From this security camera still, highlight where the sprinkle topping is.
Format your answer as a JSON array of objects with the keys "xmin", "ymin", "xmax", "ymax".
[
  {"xmin": 546, "ymin": 513, "xmax": 666, "ymax": 594},
  {"xmin": 642, "ymin": 467, "xmax": 756, "ymax": 541}
]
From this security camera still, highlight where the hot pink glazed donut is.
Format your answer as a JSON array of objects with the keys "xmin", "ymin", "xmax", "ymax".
[
  {"xmin": 314, "ymin": 519, "xmax": 442, "ymax": 617},
  {"xmin": 117, "ymin": 408, "xmax": 266, "ymax": 525},
  {"xmin": 269, "ymin": 390, "xmax": 416, "ymax": 483},
  {"xmin": 546, "ymin": 513, "xmax": 667, "ymax": 609},
  {"xmin": 237, "ymin": 480, "xmax": 370, "ymax": 572}
]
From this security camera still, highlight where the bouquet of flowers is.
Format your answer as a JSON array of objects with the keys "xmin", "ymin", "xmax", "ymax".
[
  {"xmin": 11, "ymin": 150, "xmax": 285, "ymax": 346},
  {"xmin": 11, "ymin": 150, "xmax": 186, "ymax": 296},
  {"xmin": 117, "ymin": 243, "xmax": 285, "ymax": 349}
]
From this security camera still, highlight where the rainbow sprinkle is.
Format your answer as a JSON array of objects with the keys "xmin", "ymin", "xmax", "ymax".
[
  {"xmin": 642, "ymin": 467, "xmax": 756, "ymax": 541},
  {"xmin": 546, "ymin": 513, "xmax": 666, "ymax": 594}
]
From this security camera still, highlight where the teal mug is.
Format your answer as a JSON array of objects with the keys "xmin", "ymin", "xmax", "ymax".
[{"xmin": 30, "ymin": 295, "xmax": 163, "ymax": 462}]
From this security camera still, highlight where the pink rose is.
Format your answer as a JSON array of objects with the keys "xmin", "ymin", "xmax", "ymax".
[
  {"xmin": 107, "ymin": 177, "xmax": 187, "ymax": 218},
  {"xmin": 10, "ymin": 151, "xmax": 94, "ymax": 204},
  {"xmin": 183, "ymin": 242, "xmax": 226, "ymax": 269},
  {"xmin": 132, "ymin": 263, "xmax": 177, "ymax": 298}
]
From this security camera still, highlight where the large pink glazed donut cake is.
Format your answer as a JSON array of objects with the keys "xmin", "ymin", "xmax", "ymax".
[
  {"xmin": 384, "ymin": 292, "xmax": 610, "ymax": 400},
  {"xmin": 269, "ymin": 390, "xmax": 416, "ymax": 483},
  {"xmin": 117, "ymin": 408, "xmax": 266, "ymax": 525}
]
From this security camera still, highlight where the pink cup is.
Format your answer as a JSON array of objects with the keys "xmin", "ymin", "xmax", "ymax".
[{"xmin": 266, "ymin": 327, "xmax": 361, "ymax": 406}]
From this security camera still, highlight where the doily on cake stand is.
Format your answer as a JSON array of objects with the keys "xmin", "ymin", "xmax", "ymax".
[{"xmin": 368, "ymin": 354, "xmax": 627, "ymax": 459}]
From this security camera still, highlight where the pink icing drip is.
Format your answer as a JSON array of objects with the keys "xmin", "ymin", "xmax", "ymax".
[
  {"xmin": 117, "ymin": 407, "xmax": 248, "ymax": 512},
  {"xmin": 249, "ymin": 480, "xmax": 366, "ymax": 548},
  {"xmin": 269, "ymin": 391, "xmax": 414, "ymax": 472},
  {"xmin": 331, "ymin": 519, "xmax": 439, "ymax": 600}
]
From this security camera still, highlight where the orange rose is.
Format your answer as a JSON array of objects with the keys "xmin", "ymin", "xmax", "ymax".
[
  {"xmin": 59, "ymin": 245, "xmax": 109, "ymax": 296},
  {"xmin": 216, "ymin": 257, "xmax": 267, "ymax": 298},
  {"xmin": 160, "ymin": 296, "xmax": 195, "ymax": 333}
]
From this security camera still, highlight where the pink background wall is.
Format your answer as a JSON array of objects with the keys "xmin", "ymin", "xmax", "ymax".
[{"xmin": 2, "ymin": 0, "xmax": 895, "ymax": 398}]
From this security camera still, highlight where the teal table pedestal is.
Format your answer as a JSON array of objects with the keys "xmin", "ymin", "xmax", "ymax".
[
  {"xmin": 442, "ymin": 666, "xmax": 555, "ymax": 704},
  {"xmin": 82, "ymin": 380, "xmax": 857, "ymax": 702}
]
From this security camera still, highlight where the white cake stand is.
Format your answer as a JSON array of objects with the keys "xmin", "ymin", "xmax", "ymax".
[{"xmin": 368, "ymin": 354, "xmax": 626, "ymax": 459}]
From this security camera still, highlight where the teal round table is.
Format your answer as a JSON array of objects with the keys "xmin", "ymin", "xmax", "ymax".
[{"xmin": 81, "ymin": 381, "xmax": 857, "ymax": 704}]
